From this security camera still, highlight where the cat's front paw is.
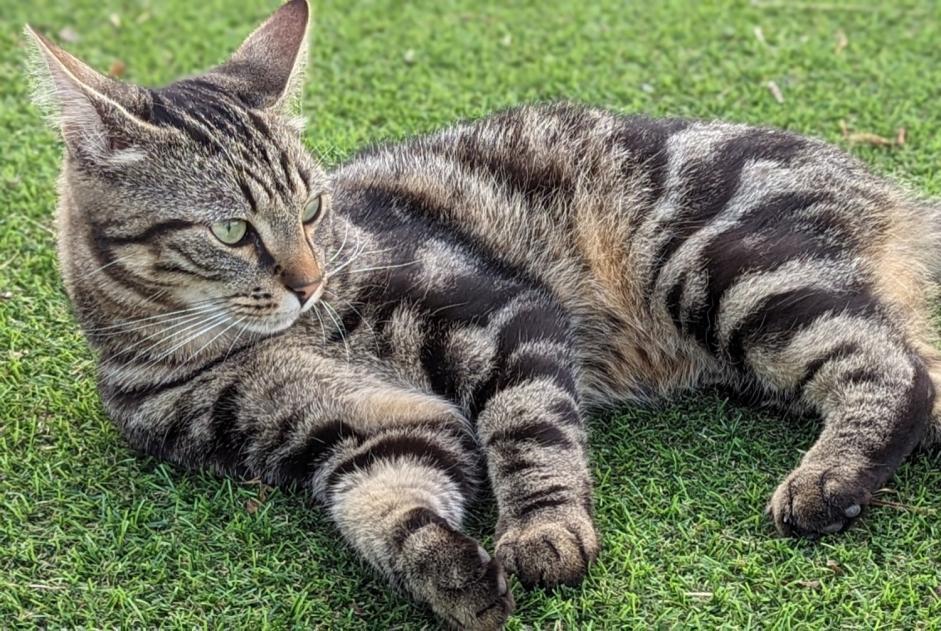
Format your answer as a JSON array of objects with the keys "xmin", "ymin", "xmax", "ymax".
[
  {"xmin": 768, "ymin": 460, "xmax": 878, "ymax": 538},
  {"xmin": 436, "ymin": 544, "xmax": 514, "ymax": 630},
  {"xmin": 404, "ymin": 524, "xmax": 514, "ymax": 630},
  {"xmin": 495, "ymin": 508, "xmax": 599, "ymax": 588}
]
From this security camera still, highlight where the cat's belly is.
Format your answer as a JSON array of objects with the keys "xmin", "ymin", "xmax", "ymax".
[{"xmin": 571, "ymin": 306, "xmax": 713, "ymax": 408}]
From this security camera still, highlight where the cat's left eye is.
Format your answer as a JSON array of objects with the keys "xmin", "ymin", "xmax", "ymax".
[
  {"xmin": 210, "ymin": 219, "xmax": 249, "ymax": 245},
  {"xmin": 302, "ymin": 195, "xmax": 323, "ymax": 224}
]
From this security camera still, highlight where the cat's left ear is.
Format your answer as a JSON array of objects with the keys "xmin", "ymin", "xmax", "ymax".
[
  {"xmin": 211, "ymin": 0, "xmax": 311, "ymax": 114},
  {"xmin": 23, "ymin": 25, "xmax": 156, "ymax": 164}
]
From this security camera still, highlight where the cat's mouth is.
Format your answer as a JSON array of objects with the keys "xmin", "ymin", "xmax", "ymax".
[
  {"xmin": 231, "ymin": 284, "xmax": 324, "ymax": 335},
  {"xmin": 299, "ymin": 281, "xmax": 326, "ymax": 312}
]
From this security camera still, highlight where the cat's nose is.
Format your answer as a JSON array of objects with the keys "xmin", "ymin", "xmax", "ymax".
[
  {"xmin": 285, "ymin": 276, "xmax": 322, "ymax": 306},
  {"xmin": 282, "ymin": 264, "xmax": 322, "ymax": 306},
  {"xmin": 280, "ymin": 250, "xmax": 322, "ymax": 307}
]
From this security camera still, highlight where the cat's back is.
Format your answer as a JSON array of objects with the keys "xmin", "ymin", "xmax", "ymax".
[
  {"xmin": 331, "ymin": 102, "xmax": 918, "ymax": 277},
  {"xmin": 331, "ymin": 102, "xmax": 936, "ymax": 307},
  {"xmin": 332, "ymin": 103, "xmax": 693, "ymax": 284},
  {"xmin": 331, "ymin": 103, "xmax": 941, "ymax": 402}
]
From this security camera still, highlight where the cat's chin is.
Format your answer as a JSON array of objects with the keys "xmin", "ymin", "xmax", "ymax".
[
  {"xmin": 239, "ymin": 292, "xmax": 319, "ymax": 336},
  {"xmin": 242, "ymin": 311, "xmax": 301, "ymax": 335}
]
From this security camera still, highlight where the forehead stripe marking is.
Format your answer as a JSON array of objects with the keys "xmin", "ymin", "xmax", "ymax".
[
  {"xmin": 150, "ymin": 93, "xmax": 217, "ymax": 149},
  {"xmin": 297, "ymin": 167, "xmax": 311, "ymax": 194},
  {"xmin": 279, "ymin": 151, "xmax": 297, "ymax": 195},
  {"xmin": 238, "ymin": 179, "xmax": 259, "ymax": 213},
  {"xmin": 151, "ymin": 81, "xmax": 301, "ymax": 208},
  {"xmin": 246, "ymin": 110, "xmax": 273, "ymax": 139},
  {"xmin": 241, "ymin": 168, "xmax": 276, "ymax": 202}
]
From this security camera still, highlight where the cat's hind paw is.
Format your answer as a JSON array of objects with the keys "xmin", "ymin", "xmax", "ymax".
[{"xmin": 767, "ymin": 460, "xmax": 876, "ymax": 538}]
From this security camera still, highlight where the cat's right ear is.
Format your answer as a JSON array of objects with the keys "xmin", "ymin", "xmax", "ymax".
[
  {"xmin": 211, "ymin": 0, "xmax": 311, "ymax": 114},
  {"xmin": 23, "ymin": 25, "xmax": 156, "ymax": 164}
]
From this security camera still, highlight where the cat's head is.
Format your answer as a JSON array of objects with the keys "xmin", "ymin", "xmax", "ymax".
[{"xmin": 26, "ymin": 0, "xmax": 333, "ymax": 344}]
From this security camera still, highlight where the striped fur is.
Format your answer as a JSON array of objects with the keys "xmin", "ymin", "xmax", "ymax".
[{"xmin": 27, "ymin": 1, "xmax": 941, "ymax": 627}]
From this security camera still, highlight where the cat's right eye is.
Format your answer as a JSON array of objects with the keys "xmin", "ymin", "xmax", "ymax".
[{"xmin": 210, "ymin": 219, "xmax": 249, "ymax": 245}]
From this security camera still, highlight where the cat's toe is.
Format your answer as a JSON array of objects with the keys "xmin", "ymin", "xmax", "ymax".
[
  {"xmin": 439, "ymin": 544, "xmax": 514, "ymax": 630},
  {"xmin": 767, "ymin": 461, "xmax": 876, "ymax": 538},
  {"xmin": 495, "ymin": 508, "xmax": 598, "ymax": 588},
  {"xmin": 405, "ymin": 526, "xmax": 514, "ymax": 630}
]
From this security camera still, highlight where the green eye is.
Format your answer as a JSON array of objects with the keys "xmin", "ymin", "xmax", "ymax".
[
  {"xmin": 302, "ymin": 195, "xmax": 323, "ymax": 224},
  {"xmin": 210, "ymin": 219, "xmax": 248, "ymax": 245}
]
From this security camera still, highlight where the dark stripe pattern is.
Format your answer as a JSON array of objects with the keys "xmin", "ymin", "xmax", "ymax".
[{"xmin": 647, "ymin": 128, "xmax": 808, "ymax": 293}]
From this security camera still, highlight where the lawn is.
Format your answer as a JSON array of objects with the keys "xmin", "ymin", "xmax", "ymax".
[{"xmin": 2, "ymin": 0, "xmax": 941, "ymax": 627}]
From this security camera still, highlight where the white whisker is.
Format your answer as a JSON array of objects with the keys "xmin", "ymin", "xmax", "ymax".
[
  {"xmin": 321, "ymin": 300, "xmax": 350, "ymax": 359},
  {"xmin": 86, "ymin": 298, "xmax": 225, "ymax": 332},
  {"xmin": 223, "ymin": 320, "xmax": 251, "ymax": 360},
  {"xmin": 312, "ymin": 303, "xmax": 328, "ymax": 347},
  {"xmin": 324, "ymin": 289, "xmax": 378, "ymax": 338},
  {"xmin": 90, "ymin": 304, "xmax": 223, "ymax": 336},
  {"xmin": 75, "ymin": 254, "xmax": 138, "ymax": 282},
  {"xmin": 130, "ymin": 312, "xmax": 230, "ymax": 366},
  {"xmin": 114, "ymin": 313, "xmax": 231, "ymax": 386},
  {"xmin": 108, "ymin": 309, "xmax": 225, "ymax": 360},
  {"xmin": 140, "ymin": 313, "xmax": 231, "ymax": 369},
  {"xmin": 328, "ymin": 241, "xmax": 368, "ymax": 276},
  {"xmin": 348, "ymin": 260, "xmax": 419, "ymax": 274},
  {"xmin": 328, "ymin": 223, "xmax": 351, "ymax": 263},
  {"xmin": 328, "ymin": 242, "xmax": 401, "ymax": 277},
  {"xmin": 188, "ymin": 316, "xmax": 246, "ymax": 362}
]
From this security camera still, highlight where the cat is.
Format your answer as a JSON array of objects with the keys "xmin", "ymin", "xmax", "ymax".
[{"xmin": 25, "ymin": 0, "xmax": 941, "ymax": 628}]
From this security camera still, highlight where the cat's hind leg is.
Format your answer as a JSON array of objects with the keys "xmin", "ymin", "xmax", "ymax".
[
  {"xmin": 659, "ymin": 207, "xmax": 937, "ymax": 536},
  {"xmin": 725, "ymin": 294, "xmax": 934, "ymax": 537}
]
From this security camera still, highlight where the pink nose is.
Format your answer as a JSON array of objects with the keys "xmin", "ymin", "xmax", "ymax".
[{"xmin": 285, "ymin": 276, "xmax": 321, "ymax": 306}]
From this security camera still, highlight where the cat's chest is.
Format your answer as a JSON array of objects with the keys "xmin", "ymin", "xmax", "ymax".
[{"xmin": 299, "ymin": 281, "xmax": 498, "ymax": 400}]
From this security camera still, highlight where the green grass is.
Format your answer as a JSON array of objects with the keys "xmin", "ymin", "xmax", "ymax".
[{"xmin": 2, "ymin": 0, "xmax": 941, "ymax": 627}]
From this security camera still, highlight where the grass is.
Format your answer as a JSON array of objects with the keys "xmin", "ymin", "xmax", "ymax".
[{"xmin": 2, "ymin": 0, "xmax": 941, "ymax": 627}]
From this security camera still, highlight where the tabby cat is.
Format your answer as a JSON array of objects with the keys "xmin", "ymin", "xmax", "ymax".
[{"xmin": 26, "ymin": 1, "xmax": 941, "ymax": 628}]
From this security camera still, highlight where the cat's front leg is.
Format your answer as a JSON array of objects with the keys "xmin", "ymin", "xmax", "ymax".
[
  {"xmin": 107, "ymin": 350, "xmax": 512, "ymax": 628},
  {"xmin": 322, "ymin": 426, "xmax": 513, "ymax": 629},
  {"xmin": 474, "ymin": 291, "xmax": 599, "ymax": 588}
]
